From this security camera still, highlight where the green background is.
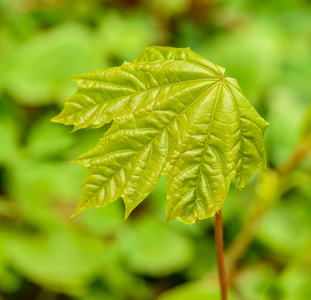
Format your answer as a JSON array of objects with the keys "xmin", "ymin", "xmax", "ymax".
[{"xmin": 0, "ymin": 0, "xmax": 310, "ymax": 299}]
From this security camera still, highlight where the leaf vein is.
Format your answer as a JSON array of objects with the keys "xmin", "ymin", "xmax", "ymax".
[
  {"xmin": 64, "ymin": 78, "xmax": 218, "ymax": 120},
  {"xmin": 223, "ymin": 83, "xmax": 243, "ymax": 176},
  {"xmin": 193, "ymin": 83, "xmax": 222, "ymax": 213},
  {"xmin": 132, "ymin": 144, "xmax": 153, "ymax": 201},
  {"xmin": 85, "ymin": 82, "xmax": 220, "ymax": 205}
]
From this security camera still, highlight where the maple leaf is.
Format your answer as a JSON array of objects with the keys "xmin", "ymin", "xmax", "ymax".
[{"xmin": 52, "ymin": 46, "xmax": 269, "ymax": 224}]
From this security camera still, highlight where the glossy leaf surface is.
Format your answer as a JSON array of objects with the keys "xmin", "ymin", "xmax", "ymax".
[{"xmin": 53, "ymin": 46, "xmax": 269, "ymax": 224}]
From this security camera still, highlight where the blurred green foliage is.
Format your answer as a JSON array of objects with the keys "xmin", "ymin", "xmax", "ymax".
[{"xmin": 0, "ymin": 0, "xmax": 310, "ymax": 299}]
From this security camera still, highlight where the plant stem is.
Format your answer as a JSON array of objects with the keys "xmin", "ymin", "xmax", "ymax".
[
  {"xmin": 276, "ymin": 140, "xmax": 310, "ymax": 178},
  {"xmin": 215, "ymin": 209, "xmax": 227, "ymax": 300}
]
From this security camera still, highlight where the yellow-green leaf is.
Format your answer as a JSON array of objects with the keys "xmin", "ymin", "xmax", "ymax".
[{"xmin": 53, "ymin": 46, "xmax": 269, "ymax": 224}]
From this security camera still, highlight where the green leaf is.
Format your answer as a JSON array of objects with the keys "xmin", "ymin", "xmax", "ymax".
[
  {"xmin": 156, "ymin": 280, "xmax": 239, "ymax": 300},
  {"xmin": 119, "ymin": 218, "xmax": 194, "ymax": 276},
  {"xmin": 53, "ymin": 46, "xmax": 269, "ymax": 224},
  {"xmin": 4, "ymin": 230, "xmax": 105, "ymax": 294},
  {"xmin": 2, "ymin": 23, "xmax": 105, "ymax": 106}
]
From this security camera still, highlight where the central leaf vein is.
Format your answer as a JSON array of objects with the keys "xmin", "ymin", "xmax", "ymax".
[{"xmin": 194, "ymin": 82, "xmax": 222, "ymax": 213}]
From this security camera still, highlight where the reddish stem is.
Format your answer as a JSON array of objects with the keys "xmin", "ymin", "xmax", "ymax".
[{"xmin": 215, "ymin": 209, "xmax": 228, "ymax": 300}]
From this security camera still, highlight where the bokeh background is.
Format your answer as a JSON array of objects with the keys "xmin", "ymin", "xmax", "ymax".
[{"xmin": 0, "ymin": 0, "xmax": 311, "ymax": 299}]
